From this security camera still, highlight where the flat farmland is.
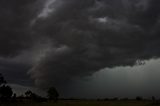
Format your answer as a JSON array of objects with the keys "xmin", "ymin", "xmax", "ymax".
[{"xmin": 0, "ymin": 100, "xmax": 159, "ymax": 106}]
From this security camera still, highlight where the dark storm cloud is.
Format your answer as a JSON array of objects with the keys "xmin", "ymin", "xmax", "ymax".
[
  {"xmin": 0, "ymin": 0, "xmax": 44, "ymax": 85},
  {"xmin": 0, "ymin": 0, "xmax": 43, "ymax": 56},
  {"xmin": 29, "ymin": 0, "xmax": 160, "ymax": 88},
  {"xmin": 127, "ymin": 0, "xmax": 160, "ymax": 29},
  {"xmin": 1, "ymin": 0, "xmax": 160, "ymax": 89}
]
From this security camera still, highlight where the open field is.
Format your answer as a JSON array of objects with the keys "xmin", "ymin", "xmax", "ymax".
[{"xmin": 1, "ymin": 100, "xmax": 160, "ymax": 106}]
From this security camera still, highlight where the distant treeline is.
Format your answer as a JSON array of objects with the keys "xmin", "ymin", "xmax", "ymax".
[
  {"xmin": 0, "ymin": 73, "xmax": 160, "ymax": 105},
  {"xmin": 60, "ymin": 96, "xmax": 157, "ymax": 101},
  {"xmin": 0, "ymin": 73, "xmax": 59, "ymax": 103}
]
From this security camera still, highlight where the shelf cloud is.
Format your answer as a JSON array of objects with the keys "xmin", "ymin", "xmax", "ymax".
[{"xmin": 0, "ymin": 0, "xmax": 160, "ymax": 90}]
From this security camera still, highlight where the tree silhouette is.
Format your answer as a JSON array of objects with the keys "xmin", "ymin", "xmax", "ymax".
[
  {"xmin": 136, "ymin": 96, "xmax": 143, "ymax": 101},
  {"xmin": 25, "ymin": 90, "xmax": 44, "ymax": 102},
  {"xmin": 0, "ymin": 85, "xmax": 13, "ymax": 99},
  {"xmin": 0, "ymin": 73, "xmax": 13, "ymax": 100},
  {"xmin": 0, "ymin": 73, "xmax": 6, "ymax": 86},
  {"xmin": 25, "ymin": 90, "xmax": 33, "ymax": 98},
  {"xmin": 47, "ymin": 87, "xmax": 59, "ymax": 102}
]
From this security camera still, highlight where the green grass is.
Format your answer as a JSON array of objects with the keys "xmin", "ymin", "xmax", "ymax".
[{"xmin": 0, "ymin": 100, "xmax": 159, "ymax": 106}]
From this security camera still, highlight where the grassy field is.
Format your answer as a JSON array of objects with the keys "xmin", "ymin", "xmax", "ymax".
[{"xmin": 1, "ymin": 100, "xmax": 160, "ymax": 106}]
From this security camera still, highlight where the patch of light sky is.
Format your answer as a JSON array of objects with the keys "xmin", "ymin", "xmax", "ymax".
[
  {"xmin": 97, "ymin": 17, "xmax": 108, "ymax": 23},
  {"xmin": 38, "ymin": 0, "xmax": 56, "ymax": 19},
  {"xmin": 31, "ymin": 0, "xmax": 57, "ymax": 25}
]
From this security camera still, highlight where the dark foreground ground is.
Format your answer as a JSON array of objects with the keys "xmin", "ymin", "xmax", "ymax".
[{"xmin": 0, "ymin": 100, "xmax": 160, "ymax": 106}]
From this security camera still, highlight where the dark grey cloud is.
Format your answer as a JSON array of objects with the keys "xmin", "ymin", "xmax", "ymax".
[
  {"xmin": 0, "ymin": 0, "xmax": 43, "ymax": 56},
  {"xmin": 0, "ymin": 0, "xmax": 160, "ymax": 91}
]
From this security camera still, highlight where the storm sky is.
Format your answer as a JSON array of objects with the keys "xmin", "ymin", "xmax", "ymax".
[{"xmin": 0, "ymin": 0, "xmax": 160, "ymax": 98}]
